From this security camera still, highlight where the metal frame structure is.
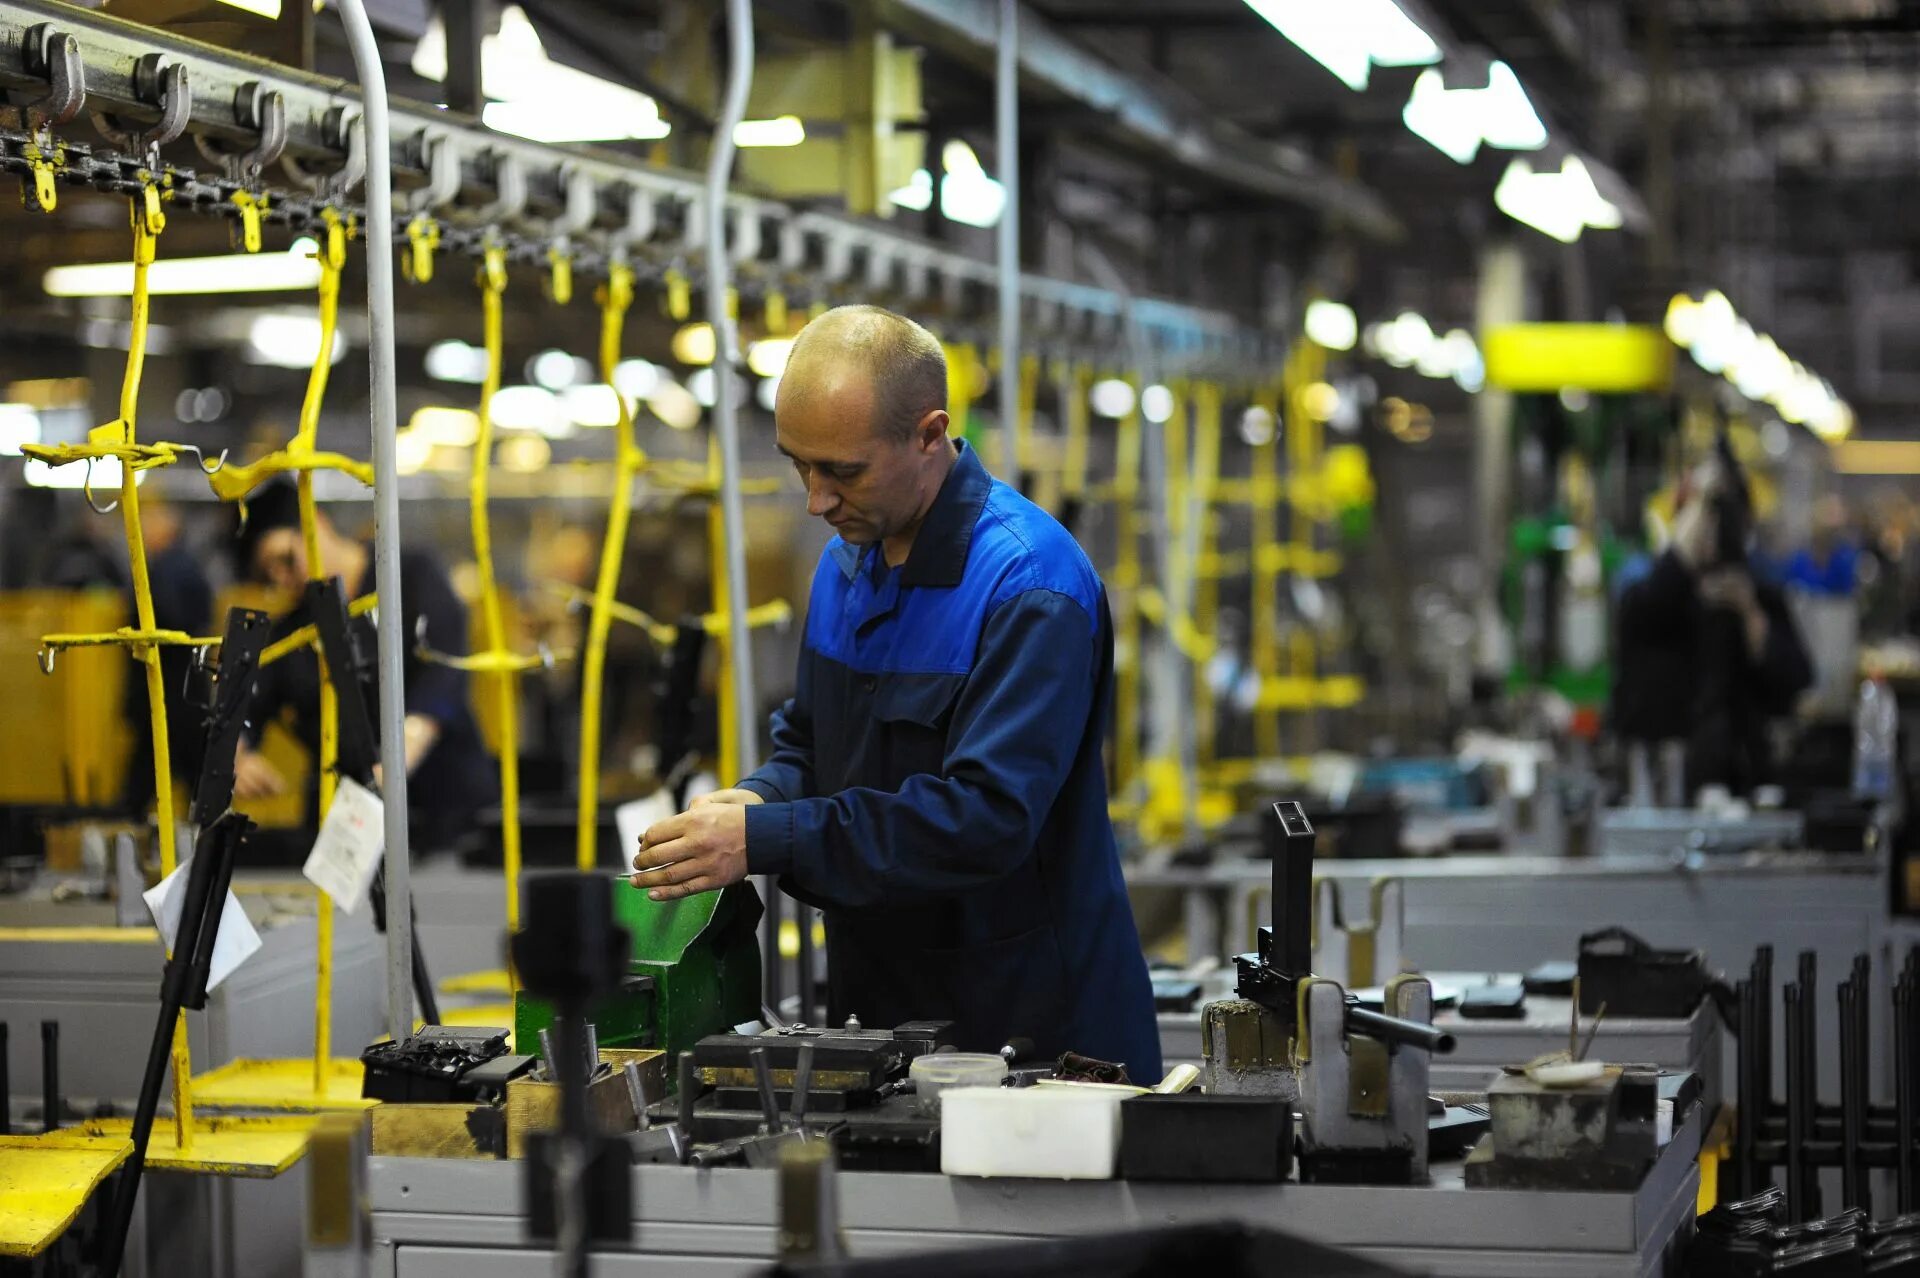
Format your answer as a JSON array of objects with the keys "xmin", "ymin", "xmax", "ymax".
[{"xmin": 0, "ymin": 0, "xmax": 1276, "ymax": 378}]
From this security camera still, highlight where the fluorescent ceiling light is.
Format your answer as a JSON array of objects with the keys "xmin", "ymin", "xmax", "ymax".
[
  {"xmin": 939, "ymin": 141, "xmax": 1006, "ymax": 228},
  {"xmin": 746, "ymin": 338, "xmax": 793, "ymax": 379},
  {"xmin": 1089, "ymin": 378, "xmax": 1136, "ymax": 419},
  {"xmin": 889, "ymin": 168, "xmax": 934, "ymax": 212},
  {"xmin": 688, "ymin": 368, "xmax": 719, "ymax": 408},
  {"xmin": 1141, "ymin": 384, "xmax": 1175, "ymax": 425},
  {"xmin": 498, "ymin": 434, "xmax": 553, "ymax": 474},
  {"xmin": 247, "ymin": 312, "xmax": 347, "ymax": 369},
  {"xmin": 563, "ymin": 384, "xmax": 624, "ymax": 428},
  {"xmin": 417, "ymin": 5, "xmax": 670, "ymax": 144},
  {"xmin": 45, "ymin": 237, "xmax": 321, "ymax": 298},
  {"xmin": 734, "ymin": 116, "xmax": 806, "ymax": 148},
  {"xmin": 1402, "ymin": 62, "xmax": 1547, "ymax": 164},
  {"xmin": 647, "ymin": 380, "xmax": 702, "ymax": 431},
  {"xmin": 25, "ymin": 456, "xmax": 144, "ymax": 490},
  {"xmin": 411, "ymin": 406, "xmax": 481, "ymax": 448},
  {"xmin": 672, "ymin": 323, "xmax": 717, "ymax": 367},
  {"xmin": 530, "ymin": 349, "xmax": 589, "ymax": 391},
  {"xmin": 1493, "ymin": 156, "xmax": 1620, "ymax": 244},
  {"xmin": 215, "ymin": 0, "xmax": 281, "ymax": 16},
  {"xmin": 1304, "ymin": 300, "xmax": 1358, "ymax": 352},
  {"xmin": 613, "ymin": 359, "xmax": 662, "ymax": 400},
  {"xmin": 0, "ymin": 403, "xmax": 41, "ymax": 456},
  {"xmin": 757, "ymin": 375, "xmax": 782, "ymax": 413},
  {"xmin": 395, "ymin": 427, "xmax": 434, "ymax": 476},
  {"xmin": 1244, "ymin": 0, "xmax": 1440, "ymax": 92},
  {"xmin": 426, "ymin": 339, "xmax": 490, "ymax": 385},
  {"xmin": 491, "ymin": 384, "xmax": 567, "ymax": 436}
]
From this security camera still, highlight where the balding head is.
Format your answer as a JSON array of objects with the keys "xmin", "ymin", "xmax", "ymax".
[{"xmin": 780, "ymin": 305, "xmax": 947, "ymax": 443}]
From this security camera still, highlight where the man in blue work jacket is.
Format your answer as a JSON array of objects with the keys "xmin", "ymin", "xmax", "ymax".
[{"xmin": 630, "ymin": 305, "xmax": 1161, "ymax": 1082}]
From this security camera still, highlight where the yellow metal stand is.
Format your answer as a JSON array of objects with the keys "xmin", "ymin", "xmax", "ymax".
[
  {"xmin": 79, "ymin": 1115, "xmax": 315, "ymax": 1177},
  {"xmin": 574, "ymin": 263, "xmax": 641, "ymax": 870},
  {"xmin": 0, "ymin": 1131, "xmax": 131, "ymax": 1259},
  {"xmin": 192, "ymin": 209, "xmax": 377, "ymax": 1111},
  {"xmin": 1249, "ymin": 382, "xmax": 1284, "ymax": 760},
  {"xmin": 1109, "ymin": 378, "xmax": 1145, "ymax": 809}
]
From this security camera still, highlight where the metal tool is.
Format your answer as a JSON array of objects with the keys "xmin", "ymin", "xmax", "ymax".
[
  {"xmin": 752, "ymin": 1047, "xmax": 782, "ymax": 1133},
  {"xmin": 791, "ymin": 1042, "xmax": 815, "ymax": 1132},
  {"xmin": 538, "ymin": 1028, "xmax": 560, "ymax": 1082}
]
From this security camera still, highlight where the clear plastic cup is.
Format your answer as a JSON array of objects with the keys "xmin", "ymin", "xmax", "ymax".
[{"xmin": 910, "ymin": 1052, "xmax": 1007, "ymax": 1116}]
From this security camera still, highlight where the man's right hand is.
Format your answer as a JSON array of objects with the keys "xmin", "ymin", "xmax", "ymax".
[
  {"xmin": 233, "ymin": 746, "xmax": 287, "ymax": 800},
  {"xmin": 691, "ymin": 788, "xmax": 765, "ymax": 808}
]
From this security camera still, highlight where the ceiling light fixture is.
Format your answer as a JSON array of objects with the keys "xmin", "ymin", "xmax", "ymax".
[
  {"xmin": 1493, "ymin": 156, "xmax": 1621, "ymax": 243},
  {"xmin": 1243, "ymin": 0, "xmax": 1440, "ymax": 91},
  {"xmin": 1304, "ymin": 300, "xmax": 1359, "ymax": 352},
  {"xmin": 45, "ymin": 237, "xmax": 322, "ymax": 298},
  {"xmin": 1402, "ymin": 62, "xmax": 1547, "ymax": 164},
  {"xmin": 734, "ymin": 116, "xmax": 807, "ymax": 148}
]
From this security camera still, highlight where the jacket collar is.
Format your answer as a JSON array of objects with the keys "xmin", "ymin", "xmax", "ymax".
[
  {"xmin": 898, "ymin": 440, "xmax": 990, "ymax": 588},
  {"xmin": 826, "ymin": 440, "xmax": 991, "ymax": 588}
]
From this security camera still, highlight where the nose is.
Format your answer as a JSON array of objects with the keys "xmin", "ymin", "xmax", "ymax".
[{"xmin": 806, "ymin": 474, "xmax": 839, "ymax": 518}]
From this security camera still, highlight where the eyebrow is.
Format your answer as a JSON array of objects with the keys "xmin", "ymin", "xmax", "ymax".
[{"xmin": 775, "ymin": 442, "xmax": 866, "ymax": 471}]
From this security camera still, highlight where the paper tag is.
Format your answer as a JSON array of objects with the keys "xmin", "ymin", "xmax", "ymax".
[
  {"xmin": 144, "ymin": 861, "xmax": 263, "ymax": 993},
  {"xmin": 301, "ymin": 776, "xmax": 386, "ymax": 912},
  {"xmin": 615, "ymin": 789, "xmax": 678, "ymax": 869}
]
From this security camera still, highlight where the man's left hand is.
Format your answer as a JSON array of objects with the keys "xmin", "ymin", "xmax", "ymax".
[{"xmin": 629, "ymin": 804, "xmax": 750, "ymax": 901}]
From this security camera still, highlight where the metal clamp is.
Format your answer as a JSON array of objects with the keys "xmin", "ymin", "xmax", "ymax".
[
  {"xmin": 282, "ymin": 105, "xmax": 365, "ymax": 201},
  {"xmin": 731, "ymin": 202, "xmax": 763, "ymax": 264},
  {"xmin": 21, "ymin": 25, "xmax": 85, "ymax": 136},
  {"xmin": 470, "ymin": 150, "xmax": 528, "ymax": 227},
  {"xmin": 602, "ymin": 183, "xmax": 656, "ymax": 267},
  {"xmin": 193, "ymin": 83, "xmax": 287, "ymax": 184},
  {"xmin": 91, "ymin": 53, "xmax": 189, "ymax": 168},
  {"xmin": 82, "ymin": 458, "xmax": 118, "ymax": 515},
  {"xmin": 402, "ymin": 129, "xmax": 462, "ymax": 214},
  {"xmin": 36, "ymin": 645, "xmax": 55, "ymax": 676}
]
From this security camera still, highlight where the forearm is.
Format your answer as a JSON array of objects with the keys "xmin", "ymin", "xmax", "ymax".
[{"xmin": 402, "ymin": 714, "xmax": 441, "ymax": 774}]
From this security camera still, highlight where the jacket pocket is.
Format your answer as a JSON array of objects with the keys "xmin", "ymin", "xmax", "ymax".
[
  {"xmin": 921, "ymin": 924, "xmax": 1071, "ymax": 1055},
  {"xmin": 872, "ymin": 674, "xmax": 964, "ymax": 779}
]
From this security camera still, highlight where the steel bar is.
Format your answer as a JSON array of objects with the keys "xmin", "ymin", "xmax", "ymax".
[
  {"xmin": 0, "ymin": 0, "xmax": 1269, "ymax": 373},
  {"xmin": 1838, "ymin": 975, "xmax": 1860, "ymax": 1210},
  {"xmin": 1732, "ymin": 975, "xmax": 1756, "ymax": 1202},
  {"xmin": 330, "ymin": 0, "xmax": 413, "ymax": 1046},
  {"xmin": 1897, "ymin": 967, "xmax": 1914, "ymax": 1213},
  {"xmin": 1785, "ymin": 983, "xmax": 1808, "ymax": 1219},
  {"xmin": 38, "ymin": 1020, "xmax": 56, "ymax": 1133},
  {"xmin": 0, "ymin": 1023, "xmax": 8, "ymax": 1136},
  {"xmin": 994, "ymin": 0, "xmax": 1019, "ymax": 479}
]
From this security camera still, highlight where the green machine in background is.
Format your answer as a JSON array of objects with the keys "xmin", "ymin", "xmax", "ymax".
[{"xmin": 515, "ymin": 882, "xmax": 764, "ymax": 1065}]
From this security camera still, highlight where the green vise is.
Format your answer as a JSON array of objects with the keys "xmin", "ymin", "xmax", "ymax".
[{"xmin": 516, "ymin": 881, "xmax": 763, "ymax": 1069}]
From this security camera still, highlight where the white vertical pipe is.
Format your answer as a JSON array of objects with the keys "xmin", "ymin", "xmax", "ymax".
[
  {"xmin": 711, "ymin": 0, "xmax": 758, "ymax": 778},
  {"xmin": 995, "ymin": 0, "xmax": 1020, "ymax": 477},
  {"xmin": 332, "ymin": 0, "xmax": 413, "ymax": 1041}
]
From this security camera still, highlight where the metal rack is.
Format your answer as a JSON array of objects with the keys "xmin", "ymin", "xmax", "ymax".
[{"xmin": 0, "ymin": 0, "xmax": 1274, "ymax": 374}]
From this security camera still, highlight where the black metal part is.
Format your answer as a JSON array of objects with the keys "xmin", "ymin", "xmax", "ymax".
[
  {"xmin": 359, "ymin": 1026, "xmax": 511, "ymax": 1103},
  {"xmin": 188, "ymin": 607, "xmax": 270, "ymax": 825},
  {"xmin": 99, "ymin": 811, "xmax": 253, "ymax": 1278},
  {"xmin": 512, "ymin": 873, "xmax": 634, "ymax": 1270},
  {"xmin": 0, "ymin": 1022, "xmax": 9, "ymax": 1136},
  {"xmin": 1898, "ymin": 960, "xmax": 1915, "ymax": 1213},
  {"xmin": 792, "ymin": 1042, "xmax": 815, "ymax": 1128},
  {"xmin": 1233, "ymin": 800, "xmax": 1453, "ymax": 1055},
  {"xmin": 1120, "ymin": 1095, "xmax": 1292, "ymax": 1183},
  {"xmin": 39, "ymin": 1019, "xmax": 57, "ymax": 1133},
  {"xmin": 1576, "ymin": 927, "xmax": 1718, "ymax": 1019}
]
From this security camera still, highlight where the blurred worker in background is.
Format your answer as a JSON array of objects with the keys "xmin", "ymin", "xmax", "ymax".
[
  {"xmin": 229, "ymin": 479, "xmax": 495, "ymax": 855},
  {"xmin": 1613, "ymin": 442, "xmax": 1813, "ymax": 797},
  {"xmin": 629, "ymin": 305, "xmax": 1162, "ymax": 1082},
  {"xmin": 124, "ymin": 497, "xmax": 213, "ymax": 809}
]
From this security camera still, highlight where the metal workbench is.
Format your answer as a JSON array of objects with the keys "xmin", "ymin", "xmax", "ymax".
[
  {"xmin": 367, "ymin": 1106, "xmax": 1703, "ymax": 1277},
  {"xmin": 1161, "ymin": 977, "xmax": 1724, "ymax": 1105}
]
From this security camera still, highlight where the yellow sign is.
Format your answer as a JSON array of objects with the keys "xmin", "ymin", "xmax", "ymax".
[{"xmin": 1482, "ymin": 324, "xmax": 1673, "ymax": 393}]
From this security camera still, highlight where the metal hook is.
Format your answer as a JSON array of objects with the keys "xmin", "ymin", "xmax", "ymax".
[
  {"xmin": 91, "ymin": 54, "xmax": 189, "ymax": 167},
  {"xmin": 37, "ymin": 646, "xmax": 55, "ymax": 676},
  {"xmin": 731, "ymin": 202, "xmax": 763, "ymax": 264},
  {"xmin": 604, "ymin": 183, "xmax": 656, "ymax": 261},
  {"xmin": 179, "ymin": 443, "xmax": 228, "ymax": 476},
  {"xmin": 82, "ymin": 458, "xmax": 119, "ymax": 515},
  {"xmin": 194, "ymin": 83, "xmax": 287, "ymax": 183},
  {"xmin": 402, "ymin": 129, "xmax": 462, "ymax": 215},
  {"xmin": 471, "ymin": 151, "xmax": 528, "ymax": 228},
  {"xmin": 21, "ymin": 26, "xmax": 85, "ymax": 136},
  {"xmin": 282, "ymin": 106, "xmax": 365, "ymax": 200}
]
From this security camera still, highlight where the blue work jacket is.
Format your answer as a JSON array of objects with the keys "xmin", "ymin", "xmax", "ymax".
[{"xmin": 740, "ymin": 442, "xmax": 1162, "ymax": 1082}]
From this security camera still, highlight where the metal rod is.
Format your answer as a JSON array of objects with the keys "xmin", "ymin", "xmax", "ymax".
[
  {"xmin": 1785, "ymin": 983, "xmax": 1808, "ymax": 1218},
  {"xmin": 1732, "ymin": 975, "xmax": 1755, "ymax": 1201},
  {"xmin": 39, "ymin": 1020, "xmax": 56, "ymax": 1133},
  {"xmin": 332, "ymin": 0, "xmax": 413, "ymax": 1045},
  {"xmin": 1839, "ymin": 976, "xmax": 1861, "ymax": 1210},
  {"xmin": 0, "ymin": 1022, "xmax": 9, "ymax": 1136},
  {"xmin": 750, "ymin": 1046, "xmax": 781, "ymax": 1133},
  {"xmin": 994, "ymin": 0, "xmax": 1020, "ymax": 480},
  {"xmin": 1896, "ymin": 971, "xmax": 1914, "ymax": 1212},
  {"xmin": 792, "ymin": 1041, "xmax": 814, "ymax": 1130},
  {"xmin": 677, "ymin": 1050, "xmax": 698, "ymax": 1138}
]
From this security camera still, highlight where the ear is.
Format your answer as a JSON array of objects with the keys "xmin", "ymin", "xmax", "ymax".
[{"xmin": 914, "ymin": 409, "xmax": 950, "ymax": 453}]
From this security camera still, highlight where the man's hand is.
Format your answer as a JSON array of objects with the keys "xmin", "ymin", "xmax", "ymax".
[
  {"xmin": 690, "ymin": 788, "xmax": 765, "ymax": 809},
  {"xmin": 630, "ymin": 801, "xmax": 753, "ymax": 901},
  {"xmin": 233, "ymin": 745, "xmax": 287, "ymax": 800}
]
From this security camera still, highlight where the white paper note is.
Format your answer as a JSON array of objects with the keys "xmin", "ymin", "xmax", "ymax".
[
  {"xmin": 143, "ymin": 861, "xmax": 263, "ymax": 993},
  {"xmin": 302, "ymin": 776, "xmax": 386, "ymax": 913},
  {"xmin": 615, "ymin": 789, "xmax": 678, "ymax": 870}
]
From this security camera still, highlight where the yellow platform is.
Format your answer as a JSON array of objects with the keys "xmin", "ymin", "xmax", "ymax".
[
  {"xmin": 80, "ymin": 1115, "xmax": 316, "ymax": 1177},
  {"xmin": 191, "ymin": 1058, "xmax": 376, "ymax": 1112},
  {"xmin": 0, "ymin": 1131, "xmax": 132, "ymax": 1259},
  {"xmin": 439, "ymin": 968, "xmax": 511, "ymax": 996}
]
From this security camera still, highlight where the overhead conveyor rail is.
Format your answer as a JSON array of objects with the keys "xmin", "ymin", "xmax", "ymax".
[{"xmin": 0, "ymin": 0, "xmax": 1277, "ymax": 376}]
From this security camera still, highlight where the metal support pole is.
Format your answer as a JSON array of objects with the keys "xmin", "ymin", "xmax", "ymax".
[
  {"xmin": 994, "ymin": 0, "xmax": 1020, "ymax": 478},
  {"xmin": 335, "ymin": 0, "xmax": 413, "ymax": 1043}
]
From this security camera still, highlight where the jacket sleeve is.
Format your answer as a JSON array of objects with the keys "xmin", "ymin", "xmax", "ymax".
[
  {"xmin": 1751, "ymin": 584, "xmax": 1815, "ymax": 715},
  {"xmin": 739, "ymin": 652, "xmax": 816, "ymax": 803},
  {"xmin": 742, "ymin": 587, "xmax": 1097, "ymax": 908},
  {"xmin": 401, "ymin": 556, "xmax": 471, "ymax": 728}
]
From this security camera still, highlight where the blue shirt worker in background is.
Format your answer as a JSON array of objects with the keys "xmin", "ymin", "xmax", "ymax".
[{"xmin": 629, "ymin": 305, "xmax": 1162, "ymax": 1082}]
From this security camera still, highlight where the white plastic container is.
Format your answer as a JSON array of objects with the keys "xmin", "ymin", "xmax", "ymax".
[
  {"xmin": 940, "ymin": 1084, "xmax": 1125, "ymax": 1180},
  {"xmin": 909, "ymin": 1053, "xmax": 1007, "ymax": 1116}
]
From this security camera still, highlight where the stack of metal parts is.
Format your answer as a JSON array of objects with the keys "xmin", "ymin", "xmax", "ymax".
[
  {"xmin": 1726, "ymin": 944, "xmax": 1920, "ymax": 1222},
  {"xmin": 655, "ymin": 1020, "xmax": 956, "ymax": 1171},
  {"xmin": 1688, "ymin": 1186, "xmax": 1920, "ymax": 1275},
  {"xmin": 1465, "ymin": 1067, "xmax": 1700, "ymax": 1191}
]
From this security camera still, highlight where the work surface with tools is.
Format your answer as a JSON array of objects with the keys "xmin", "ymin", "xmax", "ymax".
[{"xmin": 365, "ymin": 1105, "xmax": 1703, "ymax": 1278}]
